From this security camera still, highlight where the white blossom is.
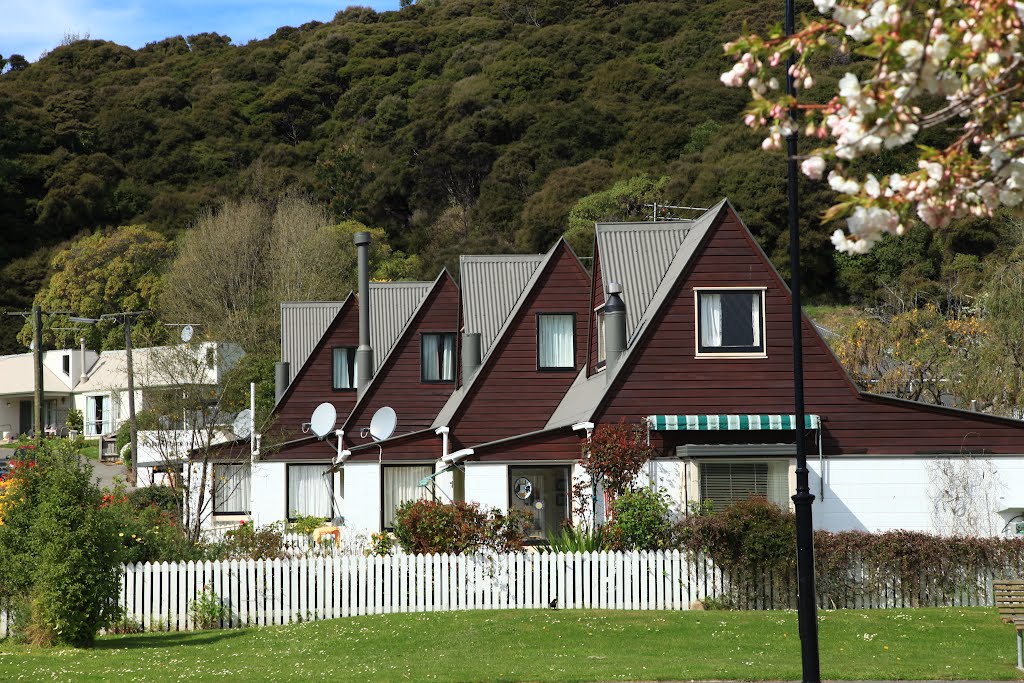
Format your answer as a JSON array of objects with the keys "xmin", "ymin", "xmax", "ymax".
[{"xmin": 801, "ymin": 156, "xmax": 827, "ymax": 180}]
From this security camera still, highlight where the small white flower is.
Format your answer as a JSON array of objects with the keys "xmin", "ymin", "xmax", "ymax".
[
  {"xmin": 801, "ymin": 156, "xmax": 827, "ymax": 180},
  {"xmin": 813, "ymin": 0, "xmax": 836, "ymax": 13},
  {"xmin": 839, "ymin": 73, "xmax": 861, "ymax": 100},
  {"xmin": 898, "ymin": 40, "xmax": 924, "ymax": 63}
]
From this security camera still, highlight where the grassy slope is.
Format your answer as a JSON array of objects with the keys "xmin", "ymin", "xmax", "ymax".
[{"xmin": 0, "ymin": 607, "xmax": 1018, "ymax": 682}]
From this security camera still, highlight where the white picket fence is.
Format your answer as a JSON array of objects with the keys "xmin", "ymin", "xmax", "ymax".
[{"xmin": 113, "ymin": 550, "xmax": 696, "ymax": 631}]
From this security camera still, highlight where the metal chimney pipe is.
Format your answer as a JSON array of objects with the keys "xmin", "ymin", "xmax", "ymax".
[
  {"xmin": 461, "ymin": 332, "xmax": 482, "ymax": 384},
  {"xmin": 79, "ymin": 337, "xmax": 89, "ymax": 384},
  {"xmin": 274, "ymin": 361, "xmax": 290, "ymax": 404},
  {"xmin": 604, "ymin": 282, "xmax": 627, "ymax": 383},
  {"xmin": 354, "ymin": 231, "xmax": 374, "ymax": 398}
]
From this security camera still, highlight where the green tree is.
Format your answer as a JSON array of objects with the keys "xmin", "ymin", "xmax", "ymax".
[
  {"xmin": 18, "ymin": 225, "xmax": 172, "ymax": 350},
  {"xmin": 0, "ymin": 441, "xmax": 122, "ymax": 647},
  {"xmin": 564, "ymin": 175, "xmax": 667, "ymax": 256}
]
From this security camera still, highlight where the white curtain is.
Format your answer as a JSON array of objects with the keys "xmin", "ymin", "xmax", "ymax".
[
  {"xmin": 422, "ymin": 334, "xmax": 455, "ymax": 381},
  {"xmin": 700, "ymin": 293, "xmax": 723, "ymax": 347},
  {"xmin": 383, "ymin": 466, "xmax": 432, "ymax": 528},
  {"xmin": 288, "ymin": 464, "xmax": 332, "ymax": 519},
  {"xmin": 440, "ymin": 334, "xmax": 454, "ymax": 381},
  {"xmin": 214, "ymin": 464, "xmax": 251, "ymax": 513},
  {"xmin": 422, "ymin": 335, "xmax": 440, "ymax": 380},
  {"xmin": 539, "ymin": 315, "xmax": 574, "ymax": 368},
  {"xmin": 333, "ymin": 348, "xmax": 352, "ymax": 389},
  {"xmin": 751, "ymin": 293, "xmax": 762, "ymax": 347}
]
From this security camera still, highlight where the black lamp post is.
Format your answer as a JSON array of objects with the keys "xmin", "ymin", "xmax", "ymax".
[{"xmin": 785, "ymin": 0, "xmax": 822, "ymax": 680}]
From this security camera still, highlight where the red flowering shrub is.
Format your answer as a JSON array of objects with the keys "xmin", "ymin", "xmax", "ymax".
[
  {"xmin": 581, "ymin": 419, "xmax": 657, "ymax": 512},
  {"xmin": 394, "ymin": 500, "xmax": 531, "ymax": 554}
]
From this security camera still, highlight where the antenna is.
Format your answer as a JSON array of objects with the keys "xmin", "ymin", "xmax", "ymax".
[
  {"xmin": 233, "ymin": 409, "xmax": 252, "ymax": 439},
  {"xmin": 309, "ymin": 402, "xmax": 337, "ymax": 439},
  {"xmin": 368, "ymin": 406, "xmax": 397, "ymax": 441}
]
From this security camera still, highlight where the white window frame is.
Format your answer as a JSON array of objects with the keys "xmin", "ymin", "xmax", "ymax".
[
  {"xmin": 537, "ymin": 313, "xmax": 576, "ymax": 370},
  {"xmin": 694, "ymin": 286, "xmax": 767, "ymax": 359},
  {"xmin": 594, "ymin": 305, "xmax": 607, "ymax": 370},
  {"xmin": 689, "ymin": 457, "xmax": 793, "ymax": 513},
  {"xmin": 212, "ymin": 463, "xmax": 252, "ymax": 515},
  {"xmin": 382, "ymin": 464, "xmax": 434, "ymax": 530},
  {"xmin": 286, "ymin": 463, "xmax": 334, "ymax": 521},
  {"xmin": 421, "ymin": 332, "xmax": 456, "ymax": 383}
]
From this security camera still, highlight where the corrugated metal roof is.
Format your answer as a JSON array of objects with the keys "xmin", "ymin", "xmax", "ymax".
[
  {"xmin": 595, "ymin": 220, "xmax": 693, "ymax": 337},
  {"xmin": 434, "ymin": 244, "xmax": 565, "ymax": 429},
  {"xmin": 546, "ymin": 201, "xmax": 728, "ymax": 429},
  {"xmin": 460, "ymin": 254, "xmax": 545, "ymax": 358},
  {"xmin": 342, "ymin": 273, "xmax": 450, "ymax": 431},
  {"xmin": 368, "ymin": 282, "xmax": 433, "ymax": 372},
  {"xmin": 280, "ymin": 300, "xmax": 349, "ymax": 383}
]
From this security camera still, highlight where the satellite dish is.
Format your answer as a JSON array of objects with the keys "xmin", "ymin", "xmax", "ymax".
[
  {"xmin": 310, "ymin": 402, "xmax": 337, "ymax": 439},
  {"xmin": 233, "ymin": 409, "xmax": 252, "ymax": 439},
  {"xmin": 181, "ymin": 325, "xmax": 194, "ymax": 343},
  {"xmin": 369, "ymin": 406, "xmax": 397, "ymax": 441}
]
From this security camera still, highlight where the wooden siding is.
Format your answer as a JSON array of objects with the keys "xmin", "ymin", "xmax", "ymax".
[
  {"xmin": 344, "ymin": 275, "xmax": 460, "ymax": 437},
  {"xmin": 450, "ymin": 244, "xmax": 591, "ymax": 449},
  {"xmin": 597, "ymin": 207, "xmax": 1024, "ymax": 455},
  {"xmin": 348, "ymin": 429, "xmax": 442, "ymax": 463},
  {"xmin": 474, "ymin": 429, "xmax": 583, "ymax": 462},
  {"xmin": 268, "ymin": 301, "xmax": 360, "ymax": 452}
]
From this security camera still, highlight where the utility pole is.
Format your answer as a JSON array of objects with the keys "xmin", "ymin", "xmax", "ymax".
[
  {"xmin": 124, "ymin": 315, "xmax": 138, "ymax": 486},
  {"xmin": 3, "ymin": 307, "xmax": 71, "ymax": 441},
  {"xmin": 785, "ymin": 0, "xmax": 821, "ymax": 680},
  {"xmin": 32, "ymin": 305, "xmax": 43, "ymax": 443},
  {"xmin": 70, "ymin": 311, "xmax": 146, "ymax": 486}
]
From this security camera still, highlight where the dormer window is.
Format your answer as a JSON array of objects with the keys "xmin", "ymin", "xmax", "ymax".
[
  {"xmin": 595, "ymin": 307, "xmax": 606, "ymax": 369},
  {"xmin": 537, "ymin": 313, "xmax": 575, "ymax": 370},
  {"xmin": 62, "ymin": 354, "xmax": 70, "ymax": 375},
  {"xmin": 421, "ymin": 333, "xmax": 456, "ymax": 382},
  {"xmin": 332, "ymin": 347, "xmax": 357, "ymax": 390},
  {"xmin": 695, "ymin": 288, "xmax": 766, "ymax": 357}
]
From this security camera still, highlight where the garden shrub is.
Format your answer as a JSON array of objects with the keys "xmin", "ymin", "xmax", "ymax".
[
  {"xmin": 215, "ymin": 521, "xmax": 287, "ymax": 560},
  {"xmin": 607, "ymin": 488, "xmax": 671, "ymax": 551},
  {"xmin": 394, "ymin": 500, "xmax": 531, "ymax": 554},
  {"xmin": 289, "ymin": 513, "xmax": 328, "ymax": 535},
  {"xmin": 127, "ymin": 485, "xmax": 180, "ymax": 515},
  {"xmin": 546, "ymin": 524, "xmax": 608, "ymax": 552},
  {"xmin": 188, "ymin": 584, "xmax": 228, "ymax": 629},
  {"xmin": 65, "ymin": 408, "xmax": 84, "ymax": 433},
  {"xmin": 0, "ymin": 440, "xmax": 123, "ymax": 647},
  {"xmin": 580, "ymin": 420, "xmax": 656, "ymax": 505},
  {"xmin": 678, "ymin": 496, "xmax": 796, "ymax": 572}
]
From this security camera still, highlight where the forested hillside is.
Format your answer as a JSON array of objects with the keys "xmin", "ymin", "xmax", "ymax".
[{"xmin": 0, "ymin": 0, "xmax": 1015, "ymax": 356}]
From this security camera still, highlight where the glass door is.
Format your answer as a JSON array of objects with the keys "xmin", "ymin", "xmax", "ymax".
[{"xmin": 508, "ymin": 466, "xmax": 570, "ymax": 540}]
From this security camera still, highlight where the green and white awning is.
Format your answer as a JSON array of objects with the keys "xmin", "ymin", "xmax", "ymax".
[{"xmin": 646, "ymin": 414, "xmax": 821, "ymax": 431}]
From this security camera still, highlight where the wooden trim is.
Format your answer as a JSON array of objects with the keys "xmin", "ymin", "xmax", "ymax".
[{"xmin": 693, "ymin": 286, "xmax": 767, "ymax": 358}]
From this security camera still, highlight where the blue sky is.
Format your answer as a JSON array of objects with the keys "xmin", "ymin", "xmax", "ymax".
[{"xmin": 2, "ymin": 0, "xmax": 401, "ymax": 62}]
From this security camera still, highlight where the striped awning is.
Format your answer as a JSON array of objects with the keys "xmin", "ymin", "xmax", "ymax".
[{"xmin": 647, "ymin": 414, "xmax": 821, "ymax": 431}]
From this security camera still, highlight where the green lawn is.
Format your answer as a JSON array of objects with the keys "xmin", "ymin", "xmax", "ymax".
[{"xmin": 0, "ymin": 607, "xmax": 1019, "ymax": 682}]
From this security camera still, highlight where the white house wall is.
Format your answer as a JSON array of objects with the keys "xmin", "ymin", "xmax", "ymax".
[
  {"xmin": 343, "ymin": 462, "xmax": 382, "ymax": 533},
  {"xmin": 808, "ymin": 456, "xmax": 1024, "ymax": 537},
  {"xmin": 251, "ymin": 461, "xmax": 286, "ymax": 528},
  {"xmin": 464, "ymin": 463, "xmax": 508, "ymax": 512}
]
